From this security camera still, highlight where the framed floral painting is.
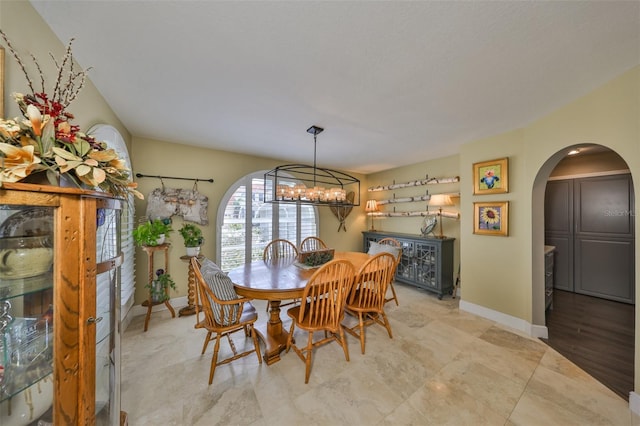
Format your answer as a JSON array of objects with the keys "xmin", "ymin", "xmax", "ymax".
[
  {"xmin": 473, "ymin": 157, "xmax": 508, "ymax": 195},
  {"xmin": 474, "ymin": 201, "xmax": 509, "ymax": 236}
]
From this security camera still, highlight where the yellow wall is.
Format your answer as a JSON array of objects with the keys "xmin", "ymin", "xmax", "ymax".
[
  {"xmin": 131, "ymin": 137, "xmax": 367, "ymax": 304},
  {"xmin": 461, "ymin": 65, "xmax": 639, "ymax": 388}
]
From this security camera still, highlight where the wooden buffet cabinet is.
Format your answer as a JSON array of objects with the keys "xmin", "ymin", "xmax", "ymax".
[{"xmin": 0, "ymin": 182, "xmax": 124, "ymax": 425}]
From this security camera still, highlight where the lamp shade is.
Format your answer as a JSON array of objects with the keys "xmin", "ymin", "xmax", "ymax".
[
  {"xmin": 365, "ymin": 200, "xmax": 378, "ymax": 212},
  {"xmin": 429, "ymin": 194, "xmax": 454, "ymax": 207}
]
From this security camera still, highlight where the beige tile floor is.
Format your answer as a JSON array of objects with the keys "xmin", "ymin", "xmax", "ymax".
[{"xmin": 121, "ymin": 283, "xmax": 637, "ymax": 425}]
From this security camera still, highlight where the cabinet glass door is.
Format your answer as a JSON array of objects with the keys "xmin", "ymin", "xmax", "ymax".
[
  {"xmin": 95, "ymin": 204, "xmax": 121, "ymax": 426},
  {"xmin": 396, "ymin": 240, "xmax": 413, "ymax": 280},
  {"xmin": 415, "ymin": 242, "xmax": 437, "ymax": 289},
  {"xmin": 0, "ymin": 206, "xmax": 55, "ymax": 425}
]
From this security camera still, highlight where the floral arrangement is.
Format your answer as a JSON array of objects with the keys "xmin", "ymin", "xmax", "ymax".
[{"xmin": 0, "ymin": 29, "xmax": 142, "ymax": 199}]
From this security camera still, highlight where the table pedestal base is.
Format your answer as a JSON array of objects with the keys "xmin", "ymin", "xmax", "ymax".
[{"xmin": 254, "ymin": 300, "xmax": 294, "ymax": 365}]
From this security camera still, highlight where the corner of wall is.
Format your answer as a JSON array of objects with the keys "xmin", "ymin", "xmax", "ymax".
[
  {"xmin": 459, "ymin": 299, "xmax": 548, "ymax": 338},
  {"xmin": 630, "ymin": 392, "xmax": 640, "ymax": 416}
]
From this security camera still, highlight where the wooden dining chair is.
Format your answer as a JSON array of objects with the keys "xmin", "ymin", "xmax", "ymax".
[
  {"xmin": 191, "ymin": 257, "xmax": 262, "ymax": 385},
  {"xmin": 376, "ymin": 237, "xmax": 402, "ymax": 305},
  {"xmin": 299, "ymin": 236, "xmax": 327, "ymax": 252},
  {"xmin": 285, "ymin": 259, "xmax": 355, "ymax": 383},
  {"xmin": 263, "ymin": 238, "xmax": 299, "ymax": 260},
  {"xmin": 263, "ymin": 239, "xmax": 300, "ymax": 311},
  {"xmin": 343, "ymin": 252, "xmax": 396, "ymax": 354}
]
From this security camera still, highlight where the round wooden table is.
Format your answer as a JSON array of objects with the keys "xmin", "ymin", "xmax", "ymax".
[{"xmin": 227, "ymin": 251, "xmax": 369, "ymax": 365}]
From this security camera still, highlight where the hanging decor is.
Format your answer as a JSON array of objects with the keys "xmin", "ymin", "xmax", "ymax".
[
  {"xmin": 330, "ymin": 191, "xmax": 355, "ymax": 232},
  {"xmin": 264, "ymin": 126, "xmax": 360, "ymax": 207},
  {"xmin": 138, "ymin": 174, "xmax": 213, "ymax": 225}
]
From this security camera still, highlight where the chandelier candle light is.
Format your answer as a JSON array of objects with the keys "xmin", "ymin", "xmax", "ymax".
[{"xmin": 265, "ymin": 126, "xmax": 360, "ymax": 207}]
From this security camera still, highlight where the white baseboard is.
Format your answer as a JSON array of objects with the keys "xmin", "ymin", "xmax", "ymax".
[
  {"xmin": 459, "ymin": 300, "xmax": 548, "ymax": 338},
  {"xmin": 530, "ymin": 324, "xmax": 548, "ymax": 339},
  {"xmin": 630, "ymin": 392, "xmax": 640, "ymax": 416}
]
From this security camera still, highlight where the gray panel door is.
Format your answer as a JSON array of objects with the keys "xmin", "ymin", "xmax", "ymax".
[
  {"xmin": 574, "ymin": 175, "xmax": 634, "ymax": 303},
  {"xmin": 545, "ymin": 180, "xmax": 574, "ymax": 291},
  {"xmin": 575, "ymin": 238, "xmax": 634, "ymax": 302},
  {"xmin": 545, "ymin": 174, "xmax": 635, "ymax": 304}
]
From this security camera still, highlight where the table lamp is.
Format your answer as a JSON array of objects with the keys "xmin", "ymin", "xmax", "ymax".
[
  {"xmin": 365, "ymin": 200, "xmax": 379, "ymax": 231},
  {"xmin": 429, "ymin": 194, "xmax": 454, "ymax": 238}
]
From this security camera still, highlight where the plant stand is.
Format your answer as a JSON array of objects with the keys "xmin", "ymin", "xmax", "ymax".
[
  {"xmin": 178, "ymin": 254, "xmax": 203, "ymax": 317},
  {"xmin": 141, "ymin": 244, "xmax": 175, "ymax": 331}
]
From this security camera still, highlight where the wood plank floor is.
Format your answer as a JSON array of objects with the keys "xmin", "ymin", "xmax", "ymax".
[{"xmin": 541, "ymin": 290, "xmax": 634, "ymax": 400}]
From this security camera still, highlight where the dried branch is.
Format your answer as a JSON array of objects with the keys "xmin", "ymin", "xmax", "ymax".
[{"xmin": 29, "ymin": 53, "xmax": 46, "ymax": 94}]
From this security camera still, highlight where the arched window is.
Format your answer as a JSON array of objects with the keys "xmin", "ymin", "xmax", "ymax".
[
  {"xmin": 88, "ymin": 124, "xmax": 136, "ymax": 321},
  {"xmin": 217, "ymin": 171, "xmax": 319, "ymax": 271}
]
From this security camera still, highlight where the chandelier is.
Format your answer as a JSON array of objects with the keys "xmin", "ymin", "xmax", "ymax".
[{"xmin": 264, "ymin": 126, "xmax": 360, "ymax": 207}]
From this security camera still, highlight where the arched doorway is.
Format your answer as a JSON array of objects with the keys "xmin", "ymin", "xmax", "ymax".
[{"xmin": 533, "ymin": 143, "xmax": 635, "ymax": 400}]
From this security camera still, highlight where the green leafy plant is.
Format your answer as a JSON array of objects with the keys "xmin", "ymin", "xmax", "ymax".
[
  {"xmin": 303, "ymin": 251, "xmax": 334, "ymax": 267},
  {"xmin": 146, "ymin": 268, "xmax": 176, "ymax": 302},
  {"xmin": 178, "ymin": 223, "xmax": 204, "ymax": 247},
  {"xmin": 132, "ymin": 218, "xmax": 173, "ymax": 246}
]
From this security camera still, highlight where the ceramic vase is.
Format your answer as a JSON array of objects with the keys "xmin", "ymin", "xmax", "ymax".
[{"xmin": 186, "ymin": 246, "xmax": 201, "ymax": 257}]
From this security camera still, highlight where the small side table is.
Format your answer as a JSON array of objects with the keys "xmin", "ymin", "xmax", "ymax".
[
  {"xmin": 179, "ymin": 254, "xmax": 204, "ymax": 317},
  {"xmin": 141, "ymin": 244, "xmax": 176, "ymax": 331}
]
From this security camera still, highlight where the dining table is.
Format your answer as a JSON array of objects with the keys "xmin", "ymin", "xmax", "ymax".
[{"xmin": 227, "ymin": 251, "xmax": 370, "ymax": 365}]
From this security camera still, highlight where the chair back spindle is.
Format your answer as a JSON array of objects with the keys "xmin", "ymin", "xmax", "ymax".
[
  {"xmin": 300, "ymin": 236, "xmax": 327, "ymax": 252},
  {"xmin": 263, "ymin": 239, "xmax": 298, "ymax": 260}
]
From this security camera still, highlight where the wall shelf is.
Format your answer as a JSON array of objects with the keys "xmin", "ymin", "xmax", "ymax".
[
  {"xmin": 371, "ymin": 210, "xmax": 459, "ymax": 219},
  {"xmin": 367, "ymin": 174, "xmax": 460, "ymax": 221},
  {"xmin": 376, "ymin": 192, "xmax": 460, "ymax": 206},
  {"xmin": 368, "ymin": 176, "xmax": 459, "ymax": 192}
]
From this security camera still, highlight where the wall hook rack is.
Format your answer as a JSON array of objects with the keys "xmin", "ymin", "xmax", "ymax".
[{"xmin": 135, "ymin": 173, "xmax": 214, "ymax": 183}]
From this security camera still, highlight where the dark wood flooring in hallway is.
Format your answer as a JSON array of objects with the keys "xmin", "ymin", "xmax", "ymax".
[{"xmin": 541, "ymin": 290, "xmax": 634, "ymax": 400}]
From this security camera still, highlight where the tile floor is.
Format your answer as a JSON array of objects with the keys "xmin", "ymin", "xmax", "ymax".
[{"xmin": 121, "ymin": 283, "xmax": 637, "ymax": 425}]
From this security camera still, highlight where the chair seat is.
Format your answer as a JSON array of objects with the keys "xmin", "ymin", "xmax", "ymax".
[
  {"xmin": 346, "ymin": 288, "xmax": 380, "ymax": 311},
  {"xmin": 287, "ymin": 303, "xmax": 344, "ymax": 333},
  {"xmin": 286, "ymin": 304, "xmax": 311, "ymax": 329},
  {"xmin": 239, "ymin": 301, "xmax": 258, "ymax": 323}
]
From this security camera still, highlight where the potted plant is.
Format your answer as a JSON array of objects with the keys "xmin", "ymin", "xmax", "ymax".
[
  {"xmin": 147, "ymin": 268, "xmax": 176, "ymax": 303},
  {"xmin": 133, "ymin": 218, "xmax": 173, "ymax": 246},
  {"xmin": 178, "ymin": 223, "xmax": 204, "ymax": 256}
]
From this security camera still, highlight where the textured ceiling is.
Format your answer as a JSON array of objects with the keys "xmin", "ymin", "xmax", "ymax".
[{"xmin": 30, "ymin": 1, "xmax": 640, "ymax": 174}]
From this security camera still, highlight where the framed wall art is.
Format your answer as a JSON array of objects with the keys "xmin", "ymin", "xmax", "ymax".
[
  {"xmin": 473, "ymin": 157, "xmax": 508, "ymax": 195},
  {"xmin": 474, "ymin": 201, "xmax": 509, "ymax": 236}
]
